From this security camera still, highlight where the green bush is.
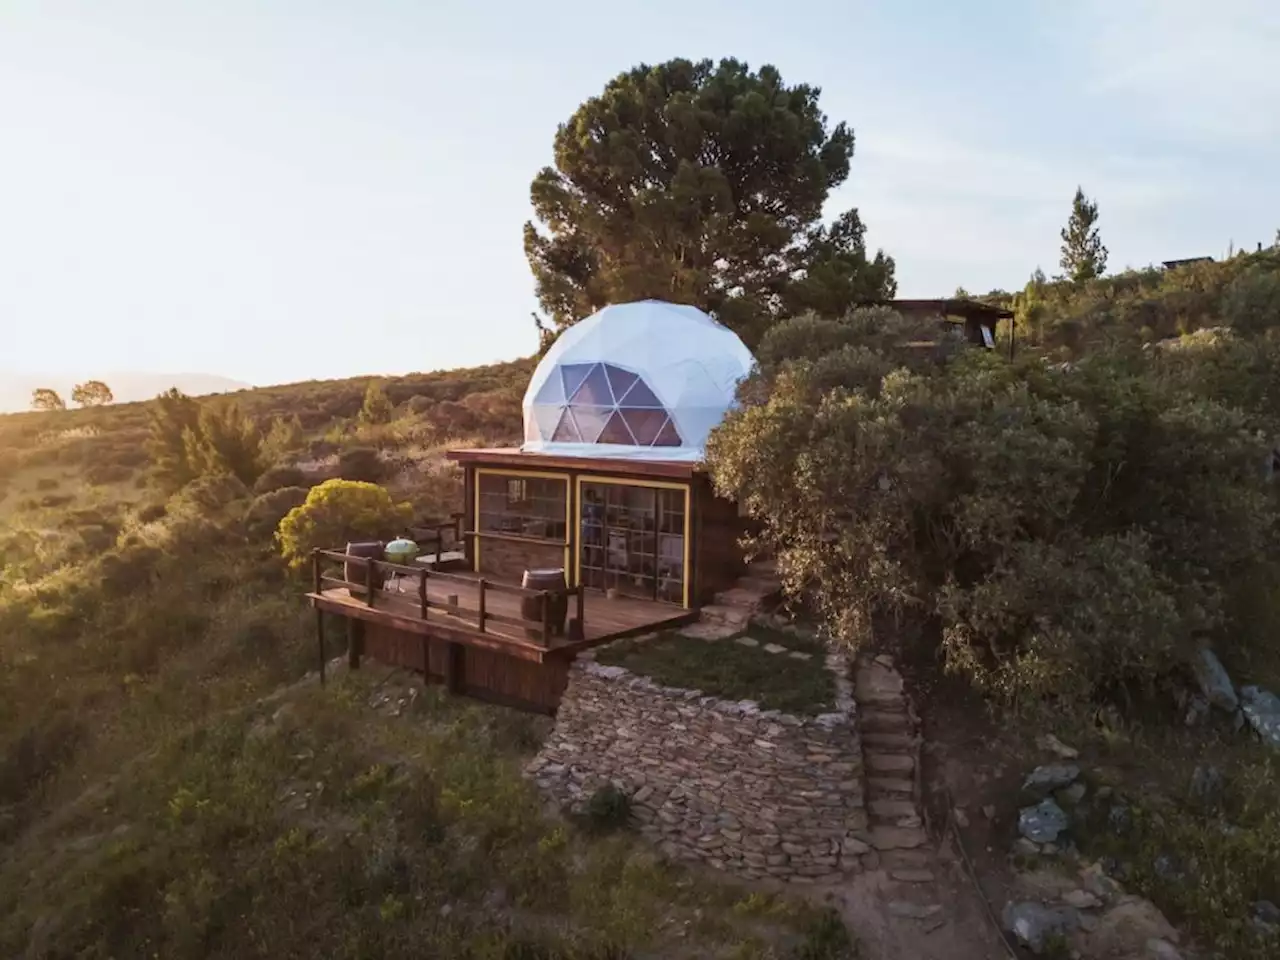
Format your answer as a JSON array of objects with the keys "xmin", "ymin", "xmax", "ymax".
[
  {"xmin": 583, "ymin": 784, "xmax": 632, "ymax": 832},
  {"xmin": 277, "ymin": 479, "xmax": 412, "ymax": 568},
  {"xmin": 708, "ymin": 311, "xmax": 1280, "ymax": 718},
  {"xmin": 252, "ymin": 464, "xmax": 308, "ymax": 493},
  {"xmin": 1223, "ymin": 265, "xmax": 1280, "ymax": 336},
  {"xmin": 335, "ymin": 446, "xmax": 386, "ymax": 483},
  {"xmin": 246, "ymin": 486, "xmax": 310, "ymax": 539}
]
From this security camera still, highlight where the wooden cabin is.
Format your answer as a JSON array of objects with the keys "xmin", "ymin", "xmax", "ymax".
[{"xmin": 307, "ymin": 300, "xmax": 755, "ymax": 713}]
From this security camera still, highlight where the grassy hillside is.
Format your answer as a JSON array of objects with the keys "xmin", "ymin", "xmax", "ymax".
[{"xmin": 1, "ymin": 357, "xmax": 857, "ymax": 958}]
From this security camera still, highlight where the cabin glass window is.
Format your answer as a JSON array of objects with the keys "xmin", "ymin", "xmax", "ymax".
[
  {"xmin": 478, "ymin": 473, "xmax": 568, "ymax": 541},
  {"xmin": 579, "ymin": 481, "xmax": 686, "ymax": 604}
]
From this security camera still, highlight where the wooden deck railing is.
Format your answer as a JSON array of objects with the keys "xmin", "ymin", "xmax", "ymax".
[{"xmin": 311, "ymin": 547, "xmax": 585, "ymax": 649}]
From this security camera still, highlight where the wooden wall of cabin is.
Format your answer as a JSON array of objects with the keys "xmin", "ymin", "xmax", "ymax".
[
  {"xmin": 476, "ymin": 537, "xmax": 564, "ymax": 583},
  {"xmin": 691, "ymin": 476, "xmax": 748, "ymax": 604},
  {"xmin": 360, "ymin": 620, "xmax": 569, "ymax": 714}
]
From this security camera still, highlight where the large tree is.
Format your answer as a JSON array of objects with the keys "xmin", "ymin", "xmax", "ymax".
[
  {"xmin": 523, "ymin": 57, "xmax": 895, "ymax": 347},
  {"xmin": 70, "ymin": 380, "xmax": 114, "ymax": 407},
  {"xmin": 1059, "ymin": 186, "xmax": 1108, "ymax": 282},
  {"xmin": 30, "ymin": 388, "xmax": 66, "ymax": 411}
]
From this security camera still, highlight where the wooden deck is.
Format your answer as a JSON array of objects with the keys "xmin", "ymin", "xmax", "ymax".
[{"xmin": 308, "ymin": 570, "xmax": 695, "ymax": 663}]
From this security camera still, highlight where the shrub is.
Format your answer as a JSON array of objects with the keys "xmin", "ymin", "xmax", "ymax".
[
  {"xmin": 583, "ymin": 784, "xmax": 631, "ymax": 832},
  {"xmin": 34, "ymin": 477, "xmax": 60, "ymax": 491},
  {"xmin": 335, "ymin": 446, "xmax": 385, "ymax": 484},
  {"xmin": 405, "ymin": 395, "xmax": 432, "ymax": 415},
  {"xmin": 277, "ymin": 479, "xmax": 413, "ymax": 568},
  {"xmin": 1223, "ymin": 265, "xmax": 1280, "ymax": 336},
  {"xmin": 85, "ymin": 463, "xmax": 134, "ymax": 486},
  {"xmin": 252, "ymin": 464, "xmax": 308, "ymax": 494},
  {"xmin": 246, "ymin": 486, "xmax": 309, "ymax": 539},
  {"xmin": 708, "ymin": 327, "xmax": 1279, "ymax": 719}
]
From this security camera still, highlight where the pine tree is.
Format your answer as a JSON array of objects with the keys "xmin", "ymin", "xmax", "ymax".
[
  {"xmin": 358, "ymin": 381, "xmax": 394, "ymax": 425},
  {"xmin": 145, "ymin": 388, "xmax": 203, "ymax": 492},
  {"xmin": 1059, "ymin": 187, "xmax": 1108, "ymax": 282}
]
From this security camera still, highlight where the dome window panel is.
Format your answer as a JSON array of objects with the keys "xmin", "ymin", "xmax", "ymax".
[
  {"xmin": 617, "ymin": 378, "xmax": 664, "ymax": 408},
  {"xmin": 570, "ymin": 363, "xmax": 614, "ymax": 405},
  {"xmin": 619, "ymin": 407, "xmax": 668, "ymax": 445},
  {"xmin": 596, "ymin": 411, "xmax": 636, "ymax": 445},
  {"xmin": 559, "ymin": 363, "xmax": 594, "ymax": 401},
  {"xmin": 653, "ymin": 418, "xmax": 682, "ymax": 446},
  {"xmin": 603, "ymin": 365, "xmax": 639, "ymax": 402},
  {"xmin": 570, "ymin": 404, "xmax": 613, "ymax": 443},
  {"xmin": 550, "ymin": 408, "xmax": 581, "ymax": 442},
  {"xmin": 532, "ymin": 372, "xmax": 565, "ymax": 405},
  {"xmin": 530, "ymin": 404, "xmax": 563, "ymax": 442}
]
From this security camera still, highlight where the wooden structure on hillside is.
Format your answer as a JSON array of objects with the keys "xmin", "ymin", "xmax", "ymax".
[
  {"xmin": 306, "ymin": 448, "xmax": 746, "ymax": 713},
  {"xmin": 882, "ymin": 298, "xmax": 1015, "ymax": 353}
]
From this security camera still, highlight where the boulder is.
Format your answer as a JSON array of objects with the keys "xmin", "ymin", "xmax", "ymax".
[
  {"xmin": 1191, "ymin": 647, "xmax": 1238, "ymax": 712},
  {"xmin": 1145, "ymin": 938, "xmax": 1183, "ymax": 959},
  {"xmin": 1002, "ymin": 901, "xmax": 1080, "ymax": 954},
  {"xmin": 1239, "ymin": 686, "xmax": 1280, "ymax": 749},
  {"xmin": 1251, "ymin": 899, "xmax": 1280, "ymax": 935},
  {"xmin": 1079, "ymin": 895, "xmax": 1179, "ymax": 957},
  {"xmin": 1019, "ymin": 799, "xmax": 1069, "ymax": 844},
  {"xmin": 1022, "ymin": 764, "xmax": 1081, "ymax": 800},
  {"xmin": 1037, "ymin": 733, "xmax": 1080, "ymax": 759}
]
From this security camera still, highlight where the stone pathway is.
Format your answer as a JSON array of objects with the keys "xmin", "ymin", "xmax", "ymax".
[
  {"xmin": 697, "ymin": 556, "xmax": 781, "ymax": 629},
  {"xmin": 856, "ymin": 655, "xmax": 945, "ymax": 927}
]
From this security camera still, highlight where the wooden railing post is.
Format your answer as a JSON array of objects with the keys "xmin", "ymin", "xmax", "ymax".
[
  {"xmin": 312, "ymin": 549, "xmax": 321, "ymax": 595},
  {"xmin": 418, "ymin": 569, "xmax": 428, "ymax": 620},
  {"xmin": 478, "ymin": 578, "xmax": 487, "ymax": 633},
  {"xmin": 541, "ymin": 590, "xmax": 551, "ymax": 647},
  {"xmin": 365, "ymin": 557, "xmax": 376, "ymax": 609}
]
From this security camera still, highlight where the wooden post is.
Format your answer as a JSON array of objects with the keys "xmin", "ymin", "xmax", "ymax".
[
  {"xmin": 575, "ymin": 584, "xmax": 585, "ymax": 637},
  {"xmin": 312, "ymin": 549, "xmax": 321, "ymax": 595},
  {"xmin": 316, "ymin": 608, "xmax": 326, "ymax": 687},
  {"xmin": 365, "ymin": 557, "xmax": 376, "ymax": 608},
  {"xmin": 445, "ymin": 642, "xmax": 465, "ymax": 694},
  {"xmin": 418, "ymin": 569, "xmax": 428, "ymax": 620},
  {"xmin": 541, "ymin": 590, "xmax": 551, "ymax": 647},
  {"xmin": 435, "ymin": 529, "xmax": 443, "ymax": 566},
  {"xmin": 478, "ymin": 578, "xmax": 487, "ymax": 633},
  {"xmin": 347, "ymin": 619, "xmax": 365, "ymax": 670}
]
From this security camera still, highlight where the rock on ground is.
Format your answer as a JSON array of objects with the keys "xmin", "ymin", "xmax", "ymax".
[
  {"xmin": 1022, "ymin": 764, "xmax": 1080, "ymax": 799},
  {"xmin": 1036, "ymin": 733, "xmax": 1079, "ymax": 759},
  {"xmin": 1191, "ymin": 647, "xmax": 1238, "ymax": 713},
  {"xmin": 1240, "ymin": 686, "xmax": 1280, "ymax": 749},
  {"xmin": 1002, "ymin": 901, "xmax": 1080, "ymax": 954},
  {"xmin": 1019, "ymin": 799, "xmax": 1069, "ymax": 844}
]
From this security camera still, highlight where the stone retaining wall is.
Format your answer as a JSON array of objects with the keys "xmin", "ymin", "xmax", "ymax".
[{"xmin": 526, "ymin": 652, "xmax": 871, "ymax": 883}]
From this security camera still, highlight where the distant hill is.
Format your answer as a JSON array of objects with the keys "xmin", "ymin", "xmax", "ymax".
[{"xmin": 0, "ymin": 371, "xmax": 251, "ymax": 413}]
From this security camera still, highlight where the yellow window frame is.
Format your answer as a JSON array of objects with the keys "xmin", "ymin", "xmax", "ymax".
[
  {"xmin": 574, "ymin": 475, "xmax": 692, "ymax": 608},
  {"xmin": 473, "ymin": 468, "xmax": 572, "ymax": 575}
]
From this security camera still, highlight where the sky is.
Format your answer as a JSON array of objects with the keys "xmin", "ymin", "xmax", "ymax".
[{"xmin": 1, "ymin": 0, "xmax": 1278, "ymax": 388}]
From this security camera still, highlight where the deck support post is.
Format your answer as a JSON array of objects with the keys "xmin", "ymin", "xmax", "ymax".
[
  {"xmin": 316, "ymin": 608, "xmax": 326, "ymax": 687},
  {"xmin": 347, "ymin": 618, "xmax": 364, "ymax": 670},
  {"xmin": 478, "ymin": 578, "xmax": 487, "ymax": 633},
  {"xmin": 445, "ymin": 641, "xmax": 465, "ymax": 695}
]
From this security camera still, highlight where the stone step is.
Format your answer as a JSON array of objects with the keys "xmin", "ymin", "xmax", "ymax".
[
  {"xmin": 870, "ymin": 825, "xmax": 928, "ymax": 850},
  {"xmin": 735, "ymin": 574, "xmax": 781, "ymax": 595},
  {"xmin": 859, "ymin": 709, "xmax": 909, "ymax": 733},
  {"xmin": 856, "ymin": 689, "xmax": 907, "ymax": 709},
  {"xmin": 870, "ymin": 798, "xmax": 920, "ymax": 820},
  {"xmin": 866, "ymin": 776, "xmax": 915, "ymax": 797},
  {"xmin": 862, "ymin": 731, "xmax": 916, "ymax": 751},
  {"xmin": 890, "ymin": 868, "xmax": 936, "ymax": 884},
  {"xmin": 699, "ymin": 605, "xmax": 752, "ymax": 627},
  {"xmin": 866, "ymin": 753, "xmax": 915, "ymax": 775},
  {"xmin": 881, "ymin": 849, "xmax": 933, "ymax": 869},
  {"xmin": 712, "ymin": 587, "xmax": 770, "ymax": 610},
  {"xmin": 746, "ymin": 557, "xmax": 777, "ymax": 576}
]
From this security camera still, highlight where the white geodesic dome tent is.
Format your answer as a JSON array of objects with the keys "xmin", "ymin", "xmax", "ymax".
[{"xmin": 521, "ymin": 300, "xmax": 756, "ymax": 462}]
